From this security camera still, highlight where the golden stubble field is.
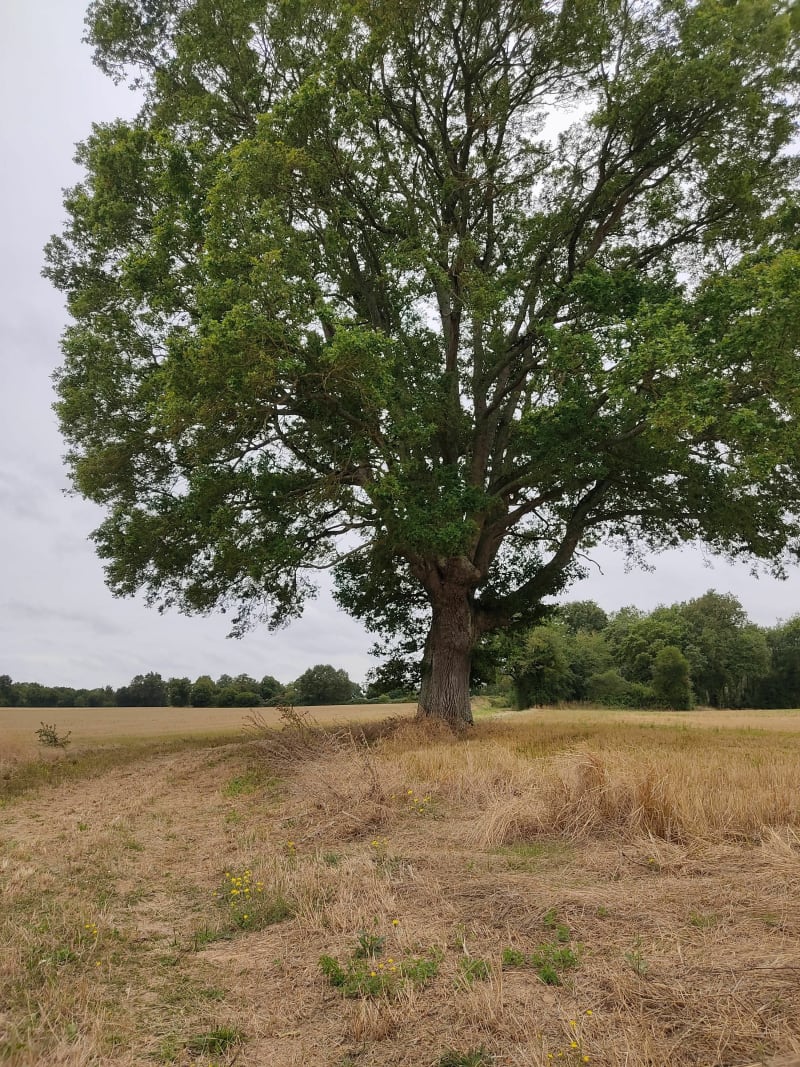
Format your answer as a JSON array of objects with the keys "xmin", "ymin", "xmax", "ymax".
[{"xmin": 1, "ymin": 705, "xmax": 800, "ymax": 1067}]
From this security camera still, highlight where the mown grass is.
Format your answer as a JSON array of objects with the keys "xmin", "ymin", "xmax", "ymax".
[
  {"xmin": 1, "ymin": 705, "xmax": 799, "ymax": 1066},
  {"xmin": 0, "ymin": 732, "xmax": 245, "ymax": 802}
]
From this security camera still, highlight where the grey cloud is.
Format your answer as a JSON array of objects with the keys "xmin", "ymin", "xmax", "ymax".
[{"xmin": 2, "ymin": 599, "xmax": 128, "ymax": 638}]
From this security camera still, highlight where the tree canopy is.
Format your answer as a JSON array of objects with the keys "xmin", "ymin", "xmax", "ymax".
[{"xmin": 47, "ymin": 0, "xmax": 800, "ymax": 724}]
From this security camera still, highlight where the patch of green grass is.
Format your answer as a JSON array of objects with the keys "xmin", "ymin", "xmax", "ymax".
[
  {"xmin": 217, "ymin": 868, "xmax": 294, "ymax": 931},
  {"xmin": 501, "ymin": 939, "xmax": 580, "ymax": 985},
  {"xmin": 497, "ymin": 840, "xmax": 574, "ymax": 870},
  {"xmin": 320, "ymin": 942, "xmax": 440, "ymax": 999},
  {"xmin": 222, "ymin": 767, "xmax": 278, "ymax": 797},
  {"xmin": 689, "ymin": 911, "xmax": 721, "ymax": 928},
  {"xmin": 198, "ymin": 986, "xmax": 226, "ymax": 1001},
  {"xmin": 184, "ymin": 1025, "xmax": 243, "ymax": 1055},
  {"xmin": 457, "ymin": 956, "xmax": 491, "ymax": 985},
  {"xmin": 157, "ymin": 1034, "xmax": 180, "ymax": 1063},
  {"xmin": 756, "ymin": 912, "xmax": 783, "ymax": 928},
  {"xmin": 192, "ymin": 925, "xmax": 235, "ymax": 951},
  {"xmin": 438, "ymin": 1049, "xmax": 494, "ymax": 1067}
]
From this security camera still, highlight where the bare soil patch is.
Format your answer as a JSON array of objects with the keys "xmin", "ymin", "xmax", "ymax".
[{"xmin": 2, "ymin": 708, "xmax": 799, "ymax": 1066}]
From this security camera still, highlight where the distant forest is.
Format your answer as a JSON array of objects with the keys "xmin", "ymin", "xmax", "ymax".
[
  {"xmin": 0, "ymin": 663, "xmax": 360, "ymax": 710},
  {"xmin": 3, "ymin": 590, "xmax": 800, "ymax": 711}
]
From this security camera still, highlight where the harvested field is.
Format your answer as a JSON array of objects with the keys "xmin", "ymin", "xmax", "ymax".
[
  {"xmin": 0, "ymin": 703, "xmax": 417, "ymax": 763},
  {"xmin": 1, "ymin": 706, "xmax": 799, "ymax": 1066}
]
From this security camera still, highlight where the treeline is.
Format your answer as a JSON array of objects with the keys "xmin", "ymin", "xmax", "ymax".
[
  {"xmin": 5, "ymin": 590, "xmax": 800, "ymax": 712},
  {"xmin": 492, "ymin": 590, "xmax": 800, "ymax": 710},
  {"xmin": 0, "ymin": 664, "xmax": 361, "ymax": 710}
]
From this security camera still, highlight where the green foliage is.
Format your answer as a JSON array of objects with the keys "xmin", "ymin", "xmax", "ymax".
[
  {"xmin": 437, "ymin": 1050, "xmax": 494, "ymax": 1067},
  {"xmin": 585, "ymin": 669, "xmax": 648, "ymax": 708},
  {"xmin": 501, "ymin": 941, "xmax": 580, "ymax": 985},
  {"xmin": 35, "ymin": 723, "xmax": 71, "ymax": 749},
  {"xmin": 755, "ymin": 617, "xmax": 800, "ymax": 707},
  {"xmin": 501, "ymin": 910, "xmax": 580, "ymax": 984},
  {"xmin": 115, "ymin": 672, "xmax": 167, "ymax": 707},
  {"xmin": 511, "ymin": 625, "xmax": 574, "ymax": 708},
  {"xmin": 47, "ymin": 0, "xmax": 800, "ymax": 723},
  {"xmin": 457, "ymin": 956, "xmax": 491, "ymax": 985},
  {"xmin": 183, "ymin": 1026, "xmax": 242, "ymax": 1055},
  {"xmin": 651, "ymin": 646, "xmax": 693, "ymax": 710},
  {"xmin": 292, "ymin": 664, "xmax": 360, "ymax": 706},
  {"xmin": 353, "ymin": 932, "xmax": 385, "ymax": 959},
  {"xmin": 166, "ymin": 676, "xmax": 191, "ymax": 706},
  {"xmin": 216, "ymin": 868, "xmax": 293, "ymax": 931},
  {"xmin": 189, "ymin": 675, "xmax": 218, "ymax": 707},
  {"xmin": 558, "ymin": 601, "xmax": 609, "ymax": 635},
  {"xmin": 258, "ymin": 674, "xmax": 286, "ymax": 704},
  {"xmin": 319, "ymin": 941, "xmax": 439, "ymax": 999}
]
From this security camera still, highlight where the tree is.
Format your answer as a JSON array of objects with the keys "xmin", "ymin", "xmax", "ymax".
[
  {"xmin": 510, "ymin": 624, "xmax": 573, "ymax": 708},
  {"xmin": 677, "ymin": 591, "xmax": 771, "ymax": 707},
  {"xmin": 259, "ymin": 674, "xmax": 285, "ymax": 704},
  {"xmin": 189, "ymin": 675, "xmax": 218, "ymax": 707},
  {"xmin": 115, "ymin": 672, "xmax": 167, "ymax": 707},
  {"xmin": 755, "ymin": 617, "xmax": 800, "ymax": 707},
  {"xmin": 606, "ymin": 605, "xmax": 692, "ymax": 683},
  {"xmin": 47, "ymin": 0, "xmax": 800, "ymax": 726},
  {"xmin": 651, "ymin": 645, "xmax": 693, "ymax": 710},
  {"xmin": 292, "ymin": 664, "xmax": 360, "ymax": 706},
  {"xmin": 365, "ymin": 657, "xmax": 420, "ymax": 700},
  {"xmin": 167, "ymin": 676, "xmax": 192, "ymax": 706},
  {"xmin": 0, "ymin": 675, "xmax": 16, "ymax": 707},
  {"xmin": 557, "ymin": 601, "xmax": 609, "ymax": 636}
]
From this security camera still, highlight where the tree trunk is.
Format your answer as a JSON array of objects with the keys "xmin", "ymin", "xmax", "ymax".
[{"xmin": 417, "ymin": 581, "xmax": 475, "ymax": 727}]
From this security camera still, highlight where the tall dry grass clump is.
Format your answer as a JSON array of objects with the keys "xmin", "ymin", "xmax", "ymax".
[{"xmin": 375, "ymin": 716, "xmax": 800, "ymax": 847}]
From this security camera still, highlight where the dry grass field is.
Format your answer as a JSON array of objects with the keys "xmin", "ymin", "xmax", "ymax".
[{"xmin": 2, "ymin": 705, "xmax": 800, "ymax": 1067}]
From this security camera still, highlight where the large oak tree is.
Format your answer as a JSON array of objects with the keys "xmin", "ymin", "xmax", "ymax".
[{"xmin": 47, "ymin": 0, "xmax": 800, "ymax": 724}]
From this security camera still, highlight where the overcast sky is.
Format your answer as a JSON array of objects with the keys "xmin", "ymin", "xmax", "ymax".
[{"xmin": 1, "ymin": 1, "xmax": 799, "ymax": 690}]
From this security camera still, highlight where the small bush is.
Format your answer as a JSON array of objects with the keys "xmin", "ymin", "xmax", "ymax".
[{"xmin": 35, "ymin": 722, "xmax": 71, "ymax": 748}]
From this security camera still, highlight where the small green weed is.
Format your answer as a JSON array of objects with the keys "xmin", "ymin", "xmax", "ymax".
[
  {"xmin": 184, "ymin": 1025, "xmax": 242, "ymax": 1054},
  {"xmin": 497, "ymin": 840, "xmax": 574, "ymax": 870},
  {"xmin": 501, "ymin": 947, "xmax": 527, "ymax": 967},
  {"xmin": 216, "ymin": 868, "xmax": 293, "ymax": 930},
  {"xmin": 158, "ymin": 1034, "xmax": 180, "ymax": 1063},
  {"xmin": 192, "ymin": 926, "xmax": 234, "ymax": 951},
  {"xmin": 543, "ymin": 908, "xmax": 572, "ymax": 942},
  {"xmin": 502, "ymin": 938, "xmax": 579, "ymax": 985},
  {"xmin": 320, "ymin": 938, "xmax": 439, "ymax": 999},
  {"xmin": 689, "ymin": 912, "xmax": 720, "ymax": 929},
  {"xmin": 438, "ymin": 1049, "xmax": 494, "ymax": 1067},
  {"xmin": 353, "ymin": 931, "xmax": 385, "ymax": 958},
  {"xmin": 757, "ymin": 912, "xmax": 783, "ymax": 928},
  {"xmin": 625, "ymin": 937, "xmax": 649, "ymax": 976},
  {"xmin": 403, "ymin": 787, "xmax": 433, "ymax": 815},
  {"xmin": 457, "ymin": 957, "xmax": 491, "ymax": 985}
]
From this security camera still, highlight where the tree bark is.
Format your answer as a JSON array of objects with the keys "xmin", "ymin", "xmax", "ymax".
[{"xmin": 417, "ymin": 580, "xmax": 476, "ymax": 727}]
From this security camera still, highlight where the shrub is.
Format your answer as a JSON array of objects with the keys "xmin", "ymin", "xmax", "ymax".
[
  {"xmin": 35, "ymin": 722, "xmax": 71, "ymax": 748},
  {"xmin": 651, "ymin": 645, "xmax": 693, "ymax": 709}
]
